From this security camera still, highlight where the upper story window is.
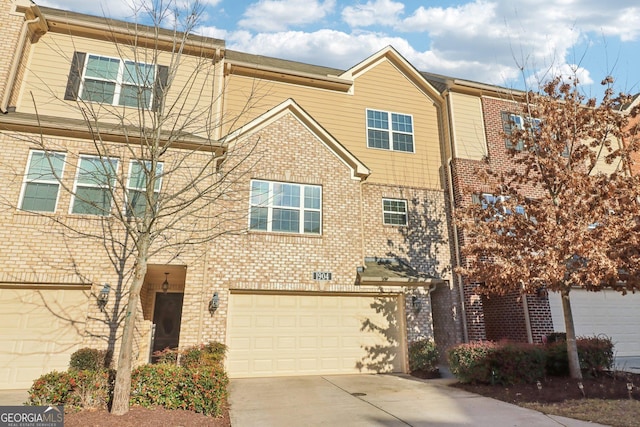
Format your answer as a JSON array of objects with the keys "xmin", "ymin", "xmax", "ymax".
[
  {"xmin": 249, "ymin": 180, "xmax": 322, "ymax": 235},
  {"xmin": 126, "ymin": 160, "xmax": 163, "ymax": 217},
  {"xmin": 71, "ymin": 155, "xmax": 119, "ymax": 216},
  {"xmin": 502, "ymin": 112, "xmax": 541, "ymax": 151},
  {"xmin": 366, "ymin": 109, "xmax": 414, "ymax": 153},
  {"xmin": 64, "ymin": 52, "xmax": 168, "ymax": 111},
  {"xmin": 19, "ymin": 150, "xmax": 66, "ymax": 212},
  {"xmin": 382, "ymin": 198, "xmax": 407, "ymax": 226}
]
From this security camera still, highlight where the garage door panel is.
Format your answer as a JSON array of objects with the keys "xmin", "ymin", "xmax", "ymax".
[
  {"xmin": 227, "ymin": 293, "xmax": 404, "ymax": 377},
  {"xmin": 549, "ymin": 290, "xmax": 640, "ymax": 357},
  {"xmin": 0, "ymin": 288, "xmax": 89, "ymax": 389}
]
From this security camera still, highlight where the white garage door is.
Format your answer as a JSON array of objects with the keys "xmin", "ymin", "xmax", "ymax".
[
  {"xmin": 227, "ymin": 293, "xmax": 405, "ymax": 377},
  {"xmin": 548, "ymin": 290, "xmax": 640, "ymax": 357},
  {"xmin": 0, "ymin": 288, "xmax": 89, "ymax": 389}
]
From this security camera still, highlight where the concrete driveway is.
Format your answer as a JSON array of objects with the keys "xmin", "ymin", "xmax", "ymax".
[{"xmin": 229, "ymin": 374, "xmax": 607, "ymax": 427}]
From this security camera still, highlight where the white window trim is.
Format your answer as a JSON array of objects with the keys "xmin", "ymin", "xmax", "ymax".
[
  {"xmin": 366, "ymin": 108, "xmax": 415, "ymax": 153},
  {"xmin": 79, "ymin": 53, "xmax": 155, "ymax": 108},
  {"xmin": 249, "ymin": 179, "xmax": 322, "ymax": 235},
  {"xmin": 382, "ymin": 198, "xmax": 408, "ymax": 226},
  {"xmin": 125, "ymin": 160, "xmax": 163, "ymax": 216},
  {"xmin": 18, "ymin": 150, "xmax": 66, "ymax": 213},
  {"xmin": 70, "ymin": 154, "xmax": 119, "ymax": 216}
]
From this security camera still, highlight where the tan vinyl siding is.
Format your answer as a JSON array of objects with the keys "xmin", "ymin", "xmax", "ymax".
[
  {"xmin": 223, "ymin": 60, "xmax": 443, "ymax": 189},
  {"xmin": 450, "ymin": 92, "xmax": 487, "ymax": 160},
  {"xmin": 17, "ymin": 32, "xmax": 218, "ymax": 137}
]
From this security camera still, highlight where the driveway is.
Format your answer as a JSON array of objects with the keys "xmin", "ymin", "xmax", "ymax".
[{"xmin": 229, "ymin": 374, "xmax": 606, "ymax": 427}]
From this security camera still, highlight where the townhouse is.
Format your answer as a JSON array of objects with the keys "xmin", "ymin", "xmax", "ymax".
[{"xmin": 0, "ymin": 0, "xmax": 462, "ymax": 389}]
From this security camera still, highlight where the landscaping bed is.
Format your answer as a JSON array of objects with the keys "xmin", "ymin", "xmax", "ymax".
[{"xmin": 64, "ymin": 406, "xmax": 230, "ymax": 427}]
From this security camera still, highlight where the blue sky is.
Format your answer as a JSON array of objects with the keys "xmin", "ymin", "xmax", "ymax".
[{"xmin": 39, "ymin": 0, "xmax": 640, "ymax": 99}]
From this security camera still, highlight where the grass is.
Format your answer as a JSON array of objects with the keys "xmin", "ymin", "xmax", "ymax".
[{"xmin": 522, "ymin": 399, "xmax": 640, "ymax": 427}]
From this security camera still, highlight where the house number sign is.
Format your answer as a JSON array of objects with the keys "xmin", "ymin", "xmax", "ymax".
[{"xmin": 313, "ymin": 271, "xmax": 332, "ymax": 281}]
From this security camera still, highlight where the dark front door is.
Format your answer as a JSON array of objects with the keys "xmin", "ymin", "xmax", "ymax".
[{"xmin": 152, "ymin": 292, "xmax": 184, "ymax": 357}]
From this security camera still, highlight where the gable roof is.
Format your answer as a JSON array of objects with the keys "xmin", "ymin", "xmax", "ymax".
[
  {"xmin": 340, "ymin": 46, "xmax": 442, "ymax": 102},
  {"xmin": 220, "ymin": 99, "xmax": 370, "ymax": 180}
]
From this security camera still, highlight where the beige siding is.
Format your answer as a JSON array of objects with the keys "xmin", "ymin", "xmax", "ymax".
[
  {"xmin": 17, "ymin": 32, "xmax": 218, "ymax": 137},
  {"xmin": 223, "ymin": 60, "xmax": 443, "ymax": 189},
  {"xmin": 450, "ymin": 92, "xmax": 487, "ymax": 160}
]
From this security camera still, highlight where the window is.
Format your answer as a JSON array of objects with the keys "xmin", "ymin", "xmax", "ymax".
[
  {"xmin": 64, "ymin": 52, "xmax": 168, "ymax": 110},
  {"xmin": 249, "ymin": 180, "xmax": 322, "ymax": 234},
  {"xmin": 382, "ymin": 198, "xmax": 407, "ymax": 226},
  {"xmin": 366, "ymin": 109, "xmax": 414, "ymax": 152},
  {"xmin": 71, "ymin": 155, "xmax": 119, "ymax": 215},
  {"xmin": 126, "ymin": 160, "xmax": 163, "ymax": 217},
  {"xmin": 502, "ymin": 112, "xmax": 540, "ymax": 151},
  {"xmin": 80, "ymin": 54, "xmax": 155, "ymax": 108},
  {"xmin": 19, "ymin": 150, "xmax": 66, "ymax": 212}
]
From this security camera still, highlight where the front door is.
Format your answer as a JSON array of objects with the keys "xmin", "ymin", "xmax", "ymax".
[{"xmin": 152, "ymin": 293, "xmax": 184, "ymax": 356}]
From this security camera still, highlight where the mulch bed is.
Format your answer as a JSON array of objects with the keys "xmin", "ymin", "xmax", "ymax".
[
  {"xmin": 452, "ymin": 371, "xmax": 640, "ymax": 404},
  {"xmin": 64, "ymin": 406, "xmax": 230, "ymax": 427}
]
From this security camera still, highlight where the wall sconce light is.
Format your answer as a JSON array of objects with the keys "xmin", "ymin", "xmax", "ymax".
[
  {"xmin": 97, "ymin": 283, "xmax": 110, "ymax": 311},
  {"xmin": 209, "ymin": 292, "xmax": 219, "ymax": 315},
  {"xmin": 161, "ymin": 272, "xmax": 170, "ymax": 293},
  {"xmin": 412, "ymin": 295, "xmax": 422, "ymax": 314}
]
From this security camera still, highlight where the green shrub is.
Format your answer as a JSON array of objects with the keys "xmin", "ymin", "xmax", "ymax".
[
  {"xmin": 130, "ymin": 363, "xmax": 228, "ymax": 417},
  {"xmin": 69, "ymin": 348, "xmax": 108, "ymax": 371},
  {"xmin": 545, "ymin": 335, "xmax": 614, "ymax": 377},
  {"xmin": 27, "ymin": 369, "xmax": 113, "ymax": 409},
  {"xmin": 182, "ymin": 342, "xmax": 227, "ymax": 369},
  {"xmin": 448, "ymin": 341, "xmax": 498, "ymax": 383},
  {"xmin": 448, "ymin": 341, "xmax": 546, "ymax": 385},
  {"xmin": 153, "ymin": 346, "xmax": 180, "ymax": 364},
  {"xmin": 485, "ymin": 343, "xmax": 546, "ymax": 385},
  {"xmin": 153, "ymin": 341, "xmax": 227, "ymax": 368},
  {"xmin": 408, "ymin": 339, "xmax": 439, "ymax": 373},
  {"xmin": 27, "ymin": 371, "xmax": 74, "ymax": 406}
]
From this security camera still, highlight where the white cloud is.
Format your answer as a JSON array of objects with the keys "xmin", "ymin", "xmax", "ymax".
[
  {"xmin": 238, "ymin": 0, "xmax": 336, "ymax": 32},
  {"xmin": 220, "ymin": 28, "xmax": 413, "ymax": 70},
  {"xmin": 341, "ymin": 0, "xmax": 404, "ymax": 28}
]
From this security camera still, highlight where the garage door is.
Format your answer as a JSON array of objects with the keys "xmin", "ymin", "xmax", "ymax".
[
  {"xmin": 548, "ymin": 290, "xmax": 640, "ymax": 357},
  {"xmin": 0, "ymin": 288, "xmax": 89, "ymax": 389},
  {"xmin": 227, "ymin": 293, "xmax": 405, "ymax": 377}
]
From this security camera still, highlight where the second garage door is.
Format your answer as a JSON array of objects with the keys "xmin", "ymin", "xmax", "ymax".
[
  {"xmin": 548, "ymin": 290, "xmax": 640, "ymax": 357},
  {"xmin": 226, "ymin": 293, "xmax": 405, "ymax": 377},
  {"xmin": 0, "ymin": 287, "xmax": 89, "ymax": 389}
]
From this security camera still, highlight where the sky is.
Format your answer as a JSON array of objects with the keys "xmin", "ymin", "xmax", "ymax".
[{"xmin": 37, "ymin": 0, "xmax": 640, "ymax": 99}]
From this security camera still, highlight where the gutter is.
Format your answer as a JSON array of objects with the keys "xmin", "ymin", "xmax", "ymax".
[{"xmin": 1, "ymin": 10, "xmax": 43, "ymax": 113}]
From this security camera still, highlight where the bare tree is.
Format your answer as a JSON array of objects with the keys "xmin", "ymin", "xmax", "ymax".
[
  {"xmin": 2, "ymin": 1, "xmax": 260, "ymax": 414},
  {"xmin": 455, "ymin": 76, "xmax": 640, "ymax": 379}
]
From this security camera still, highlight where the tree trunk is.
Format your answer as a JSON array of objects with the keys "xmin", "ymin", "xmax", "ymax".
[
  {"xmin": 561, "ymin": 288, "xmax": 582, "ymax": 380},
  {"xmin": 110, "ymin": 250, "xmax": 149, "ymax": 415}
]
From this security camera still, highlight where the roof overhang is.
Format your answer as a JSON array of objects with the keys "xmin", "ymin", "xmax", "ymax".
[
  {"xmin": 356, "ymin": 257, "xmax": 445, "ymax": 287},
  {"xmin": 225, "ymin": 60, "xmax": 353, "ymax": 92},
  {"xmin": 39, "ymin": 6, "xmax": 225, "ymax": 58},
  {"xmin": 0, "ymin": 112, "xmax": 223, "ymax": 154}
]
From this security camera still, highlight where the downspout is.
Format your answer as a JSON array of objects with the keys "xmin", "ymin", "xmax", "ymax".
[
  {"xmin": 443, "ymin": 90, "xmax": 469, "ymax": 342},
  {"xmin": 1, "ymin": 16, "xmax": 41, "ymax": 113},
  {"xmin": 522, "ymin": 293, "xmax": 534, "ymax": 343}
]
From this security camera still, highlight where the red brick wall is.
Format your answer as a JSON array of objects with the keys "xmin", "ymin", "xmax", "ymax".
[{"xmin": 450, "ymin": 95, "xmax": 555, "ymax": 343}]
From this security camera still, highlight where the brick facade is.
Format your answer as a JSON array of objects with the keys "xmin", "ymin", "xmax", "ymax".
[{"xmin": 449, "ymin": 94, "xmax": 555, "ymax": 343}]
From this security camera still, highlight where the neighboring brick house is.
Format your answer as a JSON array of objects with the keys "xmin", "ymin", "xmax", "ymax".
[
  {"xmin": 0, "ymin": 0, "xmax": 462, "ymax": 388},
  {"xmin": 427, "ymin": 74, "xmax": 640, "ymax": 357}
]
